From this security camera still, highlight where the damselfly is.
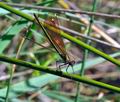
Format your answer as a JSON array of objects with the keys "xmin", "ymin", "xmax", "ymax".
[{"xmin": 34, "ymin": 14, "xmax": 75, "ymax": 72}]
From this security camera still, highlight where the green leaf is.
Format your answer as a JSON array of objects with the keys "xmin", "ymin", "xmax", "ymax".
[{"xmin": 0, "ymin": 21, "xmax": 27, "ymax": 54}]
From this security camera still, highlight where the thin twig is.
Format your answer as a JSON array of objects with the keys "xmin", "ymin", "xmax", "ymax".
[
  {"xmin": 4, "ymin": 2, "xmax": 120, "ymax": 19},
  {"xmin": 0, "ymin": 69, "xmax": 33, "ymax": 81}
]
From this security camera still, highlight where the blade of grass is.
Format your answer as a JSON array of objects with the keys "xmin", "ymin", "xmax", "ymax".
[{"xmin": 0, "ymin": 21, "xmax": 27, "ymax": 53}]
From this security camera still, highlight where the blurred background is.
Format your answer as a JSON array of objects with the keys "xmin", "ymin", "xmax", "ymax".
[{"xmin": 0, "ymin": 0, "xmax": 120, "ymax": 102}]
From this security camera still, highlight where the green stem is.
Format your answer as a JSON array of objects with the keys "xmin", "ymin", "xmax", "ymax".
[
  {"xmin": 0, "ymin": 2, "xmax": 34, "ymax": 21},
  {"xmin": 0, "ymin": 2, "xmax": 120, "ymax": 67},
  {"xmin": 5, "ymin": 66, "xmax": 12, "ymax": 102},
  {"xmin": 75, "ymin": 0, "xmax": 97, "ymax": 102},
  {"xmin": 0, "ymin": 54, "xmax": 120, "ymax": 93}
]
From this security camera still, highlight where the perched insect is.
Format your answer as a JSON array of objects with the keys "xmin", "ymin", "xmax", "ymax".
[{"xmin": 34, "ymin": 14, "xmax": 75, "ymax": 73}]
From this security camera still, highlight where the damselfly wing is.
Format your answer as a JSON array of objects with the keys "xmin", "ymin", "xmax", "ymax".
[{"xmin": 34, "ymin": 14, "xmax": 75, "ymax": 72}]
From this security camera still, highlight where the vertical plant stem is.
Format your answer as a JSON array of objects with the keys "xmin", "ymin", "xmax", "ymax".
[
  {"xmin": 75, "ymin": 0, "xmax": 97, "ymax": 102},
  {"xmin": 5, "ymin": 37, "xmax": 25, "ymax": 102},
  {"xmin": 5, "ymin": 26, "xmax": 32, "ymax": 102}
]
